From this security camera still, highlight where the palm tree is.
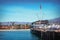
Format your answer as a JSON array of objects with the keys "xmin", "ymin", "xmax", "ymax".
[{"xmin": 10, "ymin": 22, "xmax": 15, "ymax": 29}]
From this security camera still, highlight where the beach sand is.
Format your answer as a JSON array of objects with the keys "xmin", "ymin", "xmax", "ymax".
[{"xmin": 0, "ymin": 29, "xmax": 30, "ymax": 31}]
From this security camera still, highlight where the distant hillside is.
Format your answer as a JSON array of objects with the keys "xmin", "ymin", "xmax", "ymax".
[
  {"xmin": 0, "ymin": 22, "xmax": 31, "ymax": 25},
  {"xmin": 0, "ymin": 17, "xmax": 60, "ymax": 25},
  {"xmin": 49, "ymin": 17, "xmax": 60, "ymax": 24}
]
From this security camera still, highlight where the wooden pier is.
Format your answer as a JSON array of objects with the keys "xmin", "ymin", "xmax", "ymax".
[{"xmin": 31, "ymin": 28, "xmax": 60, "ymax": 40}]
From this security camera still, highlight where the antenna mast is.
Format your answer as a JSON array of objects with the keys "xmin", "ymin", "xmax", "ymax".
[{"xmin": 36, "ymin": 4, "xmax": 43, "ymax": 21}]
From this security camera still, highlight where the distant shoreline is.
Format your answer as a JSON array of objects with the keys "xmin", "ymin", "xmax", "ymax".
[{"xmin": 0, "ymin": 29, "xmax": 30, "ymax": 31}]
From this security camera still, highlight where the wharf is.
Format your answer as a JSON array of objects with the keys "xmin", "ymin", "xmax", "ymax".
[{"xmin": 31, "ymin": 28, "xmax": 60, "ymax": 40}]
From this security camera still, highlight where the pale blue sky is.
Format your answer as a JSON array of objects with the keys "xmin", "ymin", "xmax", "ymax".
[{"xmin": 0, "ymin": 0, "xmax": 60, "ymax": 22}]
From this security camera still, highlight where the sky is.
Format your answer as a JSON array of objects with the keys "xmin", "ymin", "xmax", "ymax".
[{"xmin": 0, "ymin": 0, "xmax": 60, "ymax": 22}]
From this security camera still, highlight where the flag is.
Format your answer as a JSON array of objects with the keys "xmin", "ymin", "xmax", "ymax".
[{"xmin": 40, "ymin": 4, "xmax": 42, "ymax": 9}]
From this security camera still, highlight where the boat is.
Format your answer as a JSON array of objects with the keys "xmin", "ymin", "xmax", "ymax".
[
  {"xmin": 30, "ymin": 20, "xmax": 60, "ymax": 40},
  {"xmin": 30, "ymin": 4, "xmax": 60, "ymax": 40}
]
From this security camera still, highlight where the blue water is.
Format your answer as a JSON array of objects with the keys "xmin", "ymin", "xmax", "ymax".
[{"xmin": 0, "ymin": 31, "xmax": 40, "ymax": 40}]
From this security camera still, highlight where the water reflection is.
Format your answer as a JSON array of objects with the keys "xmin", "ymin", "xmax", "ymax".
[{"xmin": 0, "ymin": 31, "xmax": 40, "ymax": 40}]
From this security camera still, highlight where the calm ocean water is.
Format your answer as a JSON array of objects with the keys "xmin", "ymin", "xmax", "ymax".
[{"xmin": 0, "ymin": 30, "xmax": 40, "ymax": 40}]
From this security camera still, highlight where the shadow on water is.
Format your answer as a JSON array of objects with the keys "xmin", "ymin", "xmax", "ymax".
[
  {"xmin": 30, "ymin": 32, "xmax": 41, "ymax": 40},
  {"xmin": 30, "ymin": 31, "xmax": 60, "ymax": 40}
]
